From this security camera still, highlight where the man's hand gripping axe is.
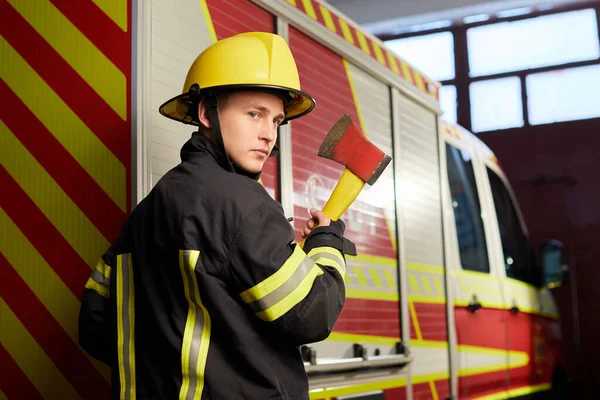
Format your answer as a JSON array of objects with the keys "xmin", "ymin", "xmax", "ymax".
[{"xmin": 300, "ymin": 114, "xmax": 392, "ymax": 248}]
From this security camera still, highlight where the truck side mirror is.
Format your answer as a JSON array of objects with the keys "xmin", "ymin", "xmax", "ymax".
[{"xmin": 540, "ymin": 240, "xmax": 569, "ymax": 288}]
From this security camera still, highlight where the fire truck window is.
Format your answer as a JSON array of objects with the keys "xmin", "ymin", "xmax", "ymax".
[
  {"xmin": 487, "ymin": 168, "xmax": 538, "ymax": 286},
  {"xmin": 445, "ymin": 144, "xmax": 490, "ymax": 273}
]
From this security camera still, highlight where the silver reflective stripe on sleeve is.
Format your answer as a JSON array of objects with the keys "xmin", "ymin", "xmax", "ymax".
[
  {"xmin": 239, "ymin": 245, "xmax": 324, "ymax": 322},
  {"xmin": 85, "ymin": 259, "xmax": 112, "ymax": 298},
  {"xmin": 247, "ymin": 256, "xmax": 315, "ymax": 314},
  {"xmin": 307, "ymin": 247, "xmax": 346, "ymax": 277},
  {"xmin": 90, "ymin": 269, "xmax": 109, "ymax": 287}
]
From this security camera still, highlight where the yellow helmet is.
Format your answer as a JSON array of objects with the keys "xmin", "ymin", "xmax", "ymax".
[{"xmin": 159, "ymin": 32, "xmax": 316, "ymax": 125}]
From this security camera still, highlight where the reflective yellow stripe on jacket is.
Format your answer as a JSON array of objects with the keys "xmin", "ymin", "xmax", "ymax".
[
  {"xmin": 240, "ymin": 245, "xmax": 345, "ymax": 322},
  {"xmin": 178, "ymin": 250, "xmax": 211, "ymax": 400},
  {"xmin": 116, "ymin": 253, "xmax": 136, "ymax": 400},
  {"xmin": 85, "ymin": 258, "xmax": 112, "ymax": 298},
  {"xmin": 307, "ymin": 247, "xmax": 346, "ymax": 277}
]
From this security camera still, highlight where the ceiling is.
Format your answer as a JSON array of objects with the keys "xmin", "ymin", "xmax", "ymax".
[{"xmin": 325, "ymin": 0, "xmax": 596, "ymax": 35}]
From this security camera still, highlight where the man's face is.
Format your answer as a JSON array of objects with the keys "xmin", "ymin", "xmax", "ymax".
[{"xmin": 217, "ymin": 91, "xmax": 285, "ymax": 174}]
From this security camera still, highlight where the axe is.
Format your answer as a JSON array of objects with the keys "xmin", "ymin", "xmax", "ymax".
[{"xmin": 300, "ymin": 114, "xmax": 392, "ymax": 248}]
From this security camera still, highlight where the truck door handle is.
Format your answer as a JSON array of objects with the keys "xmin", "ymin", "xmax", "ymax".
[
  {"xmin": 510, "ymin": 305, "xmax": 520, "ymax": 314},
  {"xmin": 467, "ymin": 300, "xmax": 482, "ymax": 313}
]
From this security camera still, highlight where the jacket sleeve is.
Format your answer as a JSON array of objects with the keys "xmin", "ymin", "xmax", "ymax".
[
  {"xmin": 226, "ymin": 201, "xmax": 349, "ymax": 346},
  {"xmin": 78, "ymin": 212, "xmax": 134, "ymax": 366},
  {"xmin": 78, "ymin": 248, "xmax": 116, "ymax": 365}
]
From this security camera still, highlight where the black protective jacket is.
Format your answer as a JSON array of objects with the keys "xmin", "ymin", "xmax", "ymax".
[{"xmin": 78, "ymin": 133, "xmax": 350, "ymax": 400}]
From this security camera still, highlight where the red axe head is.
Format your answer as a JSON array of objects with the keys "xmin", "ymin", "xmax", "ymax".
[{"xmin": 318, "ymin": 114, "xmax": 391, "ymax": 185}]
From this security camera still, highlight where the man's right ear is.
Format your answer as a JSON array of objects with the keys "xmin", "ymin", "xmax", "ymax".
[{"xmin": 197, "ymin": 99, "xmax": 212, "ymax": 130}]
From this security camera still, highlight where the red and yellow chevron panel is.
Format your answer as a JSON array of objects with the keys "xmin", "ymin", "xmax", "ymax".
[
  {"xmin": 444, "ymin": 123, "xmax": 463, "ymax": 141},
  {"xmin": 284, "ymin": 0, "xmax": 439, "ymax": 101},
  {"xmin": 1, "ymin": 0, "xmax": 131, "ymax": 398},
  {"xmin": 444, "ymin": 121, "xmax": 505, "ymax": 168}
]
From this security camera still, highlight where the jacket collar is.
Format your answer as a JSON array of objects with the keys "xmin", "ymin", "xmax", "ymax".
[{"xmin": 180, "ymin": 133, "xmax": 262, "ymax": 181}]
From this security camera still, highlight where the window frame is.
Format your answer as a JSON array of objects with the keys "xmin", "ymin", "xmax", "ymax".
[
  {"xmin": 479, "ymin": 158, "xmax": 542, "ymax": 288},
  {"xmin": 442, "ymin": 137, "xmax": 498, "ymax": 277},
  {"xmin": 384, "ymin": 31, "xmax": 457, "ymax": 82},
  {"xmin": 380, "ymin": 3, "xmax": 600, "ymax": 132},
  {"xmin": 484, "ymin": 160, "xmax": 530, "ymax": 239},
  {"xmin": 466, "ymin": 9, "xmax": 600, "ymax": 78}
]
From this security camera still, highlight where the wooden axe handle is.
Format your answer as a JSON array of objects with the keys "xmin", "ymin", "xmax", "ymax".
[{"xmin": 299, "ymin": 168, "xmax": 365, "ymax": 249}]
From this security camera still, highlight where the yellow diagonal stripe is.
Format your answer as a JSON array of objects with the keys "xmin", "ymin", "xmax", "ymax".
[
  {"xmin": 344, "ymin": 271, "xmax": 350, "ymax": 284},
  {"xmin": 352, "ymin": 265, "xmax": 368, "ymax": 286},
  {"xmin": 1, "ymin": 207, "xmax": 83, "ymax": 343},
  {"xmin": 286, "ymin": 0, "xmax": 297, "ymax": 5},
  {"xmin": 343, "ymin": 59, "xmax": 367, "ymax": 136},
  {"xmin": 421, "ymin": 276, "xmax": 432, "ymax": 293},
  {"xmin": 338, "ymin": 18, "xmax": 355, "ymax": 45},
  {"xmin": 422, "ymin": 78, "xmax": 431, "ymax": 93},
  {"xmin": 414, "ymin": 72, "xmax": 426, "ymax": 91},
  {"xmin": 400, "ymin": 60, "xmax": 414, "ymax": 85},
  {"xmin": 459, "ymin": 279, "xmax": 470, "ymax": 295},
  {"xmin": 386, "ymin": 53, "xmax": 400, "ymax": 75},
  {"xmin": 409, "ymin": 274, "xmax": 419, "ymax": 292},
  {"xmin": 369, "ymin": 268, "xmax": 383, "ymax": 287},
  {"xmin": 1, "ymin": 299, "xmax": 82, "ymax": 400},
  {"xmin": 409, "ymin": 301, "xmax": 422, "ymax": 340},
  {"xmin": 0, "ymin": 208, "xmax": 110, "ymax": 382},
  {"xmin": 319, "ymin": 5, "xmax": 336, "ymax": 33},
  {"xmin": 1, "ymin": 123, "xmax": 110, "ymax": 266},
  {"xmin": 92, "ymin": 0, "xmax": 128, "ymax": 31},
  {"xmin": 354, "ymin": 30, "xmax": 371, "ymax": 55},
  {"xmin": 7, "ymin": 0, "xmax": 127, "ymax": 120},
  {"xmin": 429, "ymin": 381, "xmax": 440, "ymax": 400},
  {"xmin": 199, "ymin": 0, "xmax": 218, "ymax": 44},
  {"xmin": 301, "ymin": 0, "xmax": 317, "ymax": 20},
  {"xmin": 1, "ymin": 38, "xmax": 126, "ymax": 211},
  {"xmin": 372, "ymin": 42, "xmax": 386, "ymax": 65},
  {"xmin": 383, "ymin": 270, "xmax": 397, "ymax": 289},
  {"xmin": 433, "ymin": 277, "xmax": 444, "ymax": 294}
]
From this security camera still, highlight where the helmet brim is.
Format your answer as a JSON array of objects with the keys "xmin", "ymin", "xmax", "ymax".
[{"xmin": 158, "ymin": 84, "xmax": 316, "ymax": 126}]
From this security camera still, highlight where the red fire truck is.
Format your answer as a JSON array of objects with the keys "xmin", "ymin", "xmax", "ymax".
[{"xmin": 1, "ymin": 0, "xmax": 568, "ymax": 398}]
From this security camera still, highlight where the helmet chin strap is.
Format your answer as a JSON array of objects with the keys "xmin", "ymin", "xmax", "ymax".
[{"xmin": 204, "ymin": 95, "xmax": 234, "ymax": 173}]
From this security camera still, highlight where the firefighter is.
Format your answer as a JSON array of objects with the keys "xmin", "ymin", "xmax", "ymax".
[{"xmin": 79, "ymin": 32, "xmax": 355, "ymax": 399}]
